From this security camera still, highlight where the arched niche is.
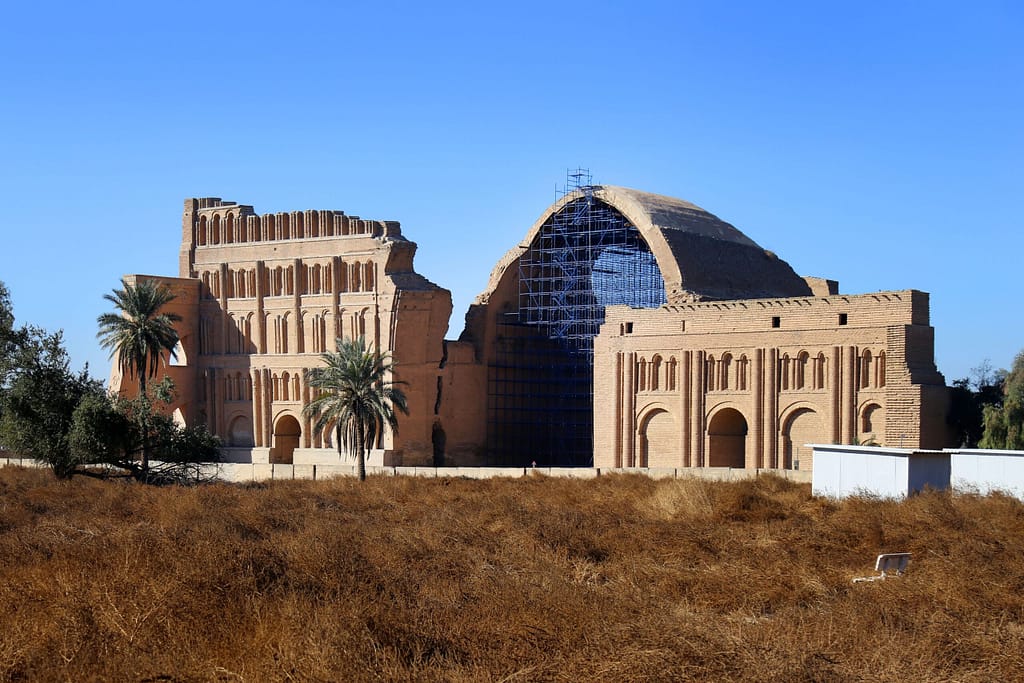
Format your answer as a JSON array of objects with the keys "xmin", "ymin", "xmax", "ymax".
[
  {"xmin": 781, "ymin": 406, "xmax": 820, "ymax": 470},
  {"xmin": 272, "ymin": 414, "xmax": 301, "ymax": 464},
  {"xmin": 638, "ymin": 408, "xmax": 675, "ymax": 468},
  {"xmin": 707, "ymin": 407, "xmax": 747, "ymax": 468}
]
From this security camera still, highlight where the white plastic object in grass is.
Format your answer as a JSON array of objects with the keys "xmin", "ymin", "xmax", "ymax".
[{"xmin": 853, "ymin": 552, "xmax": 911, "ymax": 583}]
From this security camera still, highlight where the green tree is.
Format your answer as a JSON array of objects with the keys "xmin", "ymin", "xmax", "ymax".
[
  {"xmin": 0, "ymin": 280, "xmax": 216, "ymax": 482},
  {"xmin": 947, "ymin": 360, "xmax": 1006, "ymax": 447},
  {"xmin": 96, "ymin": 278, "xmax": 182, "ymax": 479},
  {"xmin": 0, "ymin": 328, "xmax": 103, "ymax": 477},
  {"xmin": 69, "ymin": 379, "xmax": 221, "ymax": 484},
  {"xmin": 96, "ymin": 278, "xmax": 181, "ymax": 396},
  {"xmin": 980, "ymin": 350, "xmax": 1024, "ymax": 450},
  {"xmin": 303, "ymin": 337, "xmax": 408, "ymax": 481},
  {"xmin": 0, "ymin": 280, "xmax": 28, "ymax": 388}
]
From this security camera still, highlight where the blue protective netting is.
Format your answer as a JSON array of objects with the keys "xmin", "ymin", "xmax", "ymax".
[{"xmin": 486, "ymin": 188, "xmax": 666, "ymax": 466}]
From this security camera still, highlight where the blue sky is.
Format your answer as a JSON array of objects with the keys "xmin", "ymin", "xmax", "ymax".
[{"xmin": 1, "ymin": 1, "xmax": 1021, "ymax": 382}]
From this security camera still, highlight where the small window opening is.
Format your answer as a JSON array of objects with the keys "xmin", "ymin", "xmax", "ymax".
[
  {"xmin": 625, "ymin": 322, "xmax": 634, "ymax": 334},
  {"xmin": 680, "ymin": 320, "xmax": 686, "ymax": 332},
  {"xmin": 771, "ymin": 316, "xmax": 781, "ymax": 329},
  {"xmin": 839, "ymin": 313, "xmax": 848, "ymax": 326}
]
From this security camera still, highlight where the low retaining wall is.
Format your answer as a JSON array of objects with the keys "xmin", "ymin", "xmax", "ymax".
[{"xmin": 0, "ymin": 457, "xmax": 811, "ymax": 484}]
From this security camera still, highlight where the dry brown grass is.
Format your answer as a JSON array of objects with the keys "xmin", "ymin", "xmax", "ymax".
[{"xmin": 1, "ymin": 467, "xmax": 1022, "ymax": 682}]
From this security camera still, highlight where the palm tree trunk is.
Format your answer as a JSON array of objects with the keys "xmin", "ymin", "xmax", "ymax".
[
  {"xmin": 356, "ymin": 419, "xmax": 366, "ymax": 482},
  {"xmin": 139, "ymin": 372, "xmax": 149, "ymax": 482}
]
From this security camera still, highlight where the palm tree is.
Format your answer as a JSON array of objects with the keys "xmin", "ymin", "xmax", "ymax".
[
  {"xmin": 96, "ymin": 278, "xmax": 182, "ymax": 479},
  {"xmin": 304, "ymin": 337, "xmax": 408, "ymax": 481}
]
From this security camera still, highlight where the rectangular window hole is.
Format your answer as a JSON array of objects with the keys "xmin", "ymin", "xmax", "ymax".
[
  {"xmin": 839, "ymin": 313, "xmax": 848, "ymax": 326},
  {"xmin": 624, "ymin": 322, "xmax": 634, "ymax": 334},
  {"xmin": 771, "ymin": 316, "xmax": 781, "ymax": 329},
  {"xmin": 680, "ymin": 320, "xmax": 686, "ymax": 332}
]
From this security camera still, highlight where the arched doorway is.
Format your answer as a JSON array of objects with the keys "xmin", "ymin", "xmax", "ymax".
[
  {"xmin": 432, "ymin": 422, "xmax": 446, "ymax": 467},
  {"xmin": 707, "ymin": 408, "xmax": 747, "ymax": 468},
  {"xmin": 860, "ymin": 402, "xmax": 885, "ymax": 446},
  {"xmin": 638, "ymin": 409, "xmax": 675, "ymax": 467},
  {"xmin": 482, "ymin": 190, "xmax": 667, "ymax": 467},
  {"xmin": 229, "ymin": 415, "xmax": 254, "ymax": 448},
  {"xmin": 782, "ymin": 408, "xmax": 820, "ymax": 470},
  {"xmin": 272, "ymin": 415, "xmax": 301, "ymax": 464}
]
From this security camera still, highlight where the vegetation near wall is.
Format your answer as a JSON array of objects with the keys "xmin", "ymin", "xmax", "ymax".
[
  {"xmin": 981, "ymin": 350, "xmax": 1024, "ymax": 450},
  {"xmin": 1, "ymin": 469, "xmax": 1022, "ymax": 681}
]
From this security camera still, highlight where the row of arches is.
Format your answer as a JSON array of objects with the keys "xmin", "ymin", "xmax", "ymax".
[
  {"xmin": 637, "ymin": 355, "xmax": 678, "ymax": 392},
  {"xmin": 778, "ymin": 352, "xmax": 827, "ymax": 391},
  {"xmin": 265, "ymin": 412, "xmax": 385, "ymax": 464},
  {"xmin": 196, "ymin": 211, "xmax": 382, "ymax": 246},
  {"xmin": 635, "ymin": 400, "xmax": 887, "ymax": 470},
  {"xmin": 197, "ymin": 308, "xmax": 371, "ymax": 356},
  {"xmin": 224, "ymin": 372, "xmax": 252, "ymax": 402},
  {"xmin": 271, "ymin": 372, "xmax": 302, "ymax": 402},
  {"xmin": 199, "ymin": 261, "xmax": 377, "ymax": 300},
  {"xmin": 859, "ymin": 350, "xmax": 886, "ymax": 389},
  {"xmin": 636, "ymin": 349, "xmax": 887, "ymax": 395},
  {"xmin": 706, "ymin": 354, "xmax": 751, "ymax": 392}
]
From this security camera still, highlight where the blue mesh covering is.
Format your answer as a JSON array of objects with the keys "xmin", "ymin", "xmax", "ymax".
[{"xmin": 486, "ymin": 180, "xmax": 666, "ymax": 466}]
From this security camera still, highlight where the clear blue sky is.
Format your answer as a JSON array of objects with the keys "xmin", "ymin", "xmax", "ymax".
[{"xmin": 1, "ymin": 1, "xmax": 1021, "ymax": 383}]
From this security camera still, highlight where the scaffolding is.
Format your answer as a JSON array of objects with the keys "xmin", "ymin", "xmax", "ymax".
[{"xmin": 486, "ymin": 170, "xmax": 667, "ymax": 465}]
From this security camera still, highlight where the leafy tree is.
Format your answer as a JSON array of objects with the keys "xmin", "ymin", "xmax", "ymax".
[
  {"xmin": 0, "ymin": 328, "xmax": 103, "ymax": 477},
  {"xmin": 69, "ymin": 379, "xmax": 221, "ymax": 484},
  {"xmin": 304, "ymin": 337, "xmax": 408, "ymax": 481},
  {"xmin": 0, "ymin": 281, "xmax": 13, "ymax": 348},
  {"xmin": 980, "ymin": 350, "xmax": 1024, "ymax": 450},
  {"xmin": 0, "ymin": 280, "xmax": 216, "ymax": 482},
  {"xmin": 0, "ymin": 281, "xmax": 28, "ymax": 388},
  {"xmin": 96, "ymin": 278, "xmax": 182, "ymax": 479},
  {"xmin": 947, "ymin": 360, "xmax": 1006, "ymax": 447}
]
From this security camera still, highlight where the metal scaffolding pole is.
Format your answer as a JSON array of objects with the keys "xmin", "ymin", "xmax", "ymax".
[{"xmin": 486, "ymin": 170, "xmax": 667, "ymax": 466}]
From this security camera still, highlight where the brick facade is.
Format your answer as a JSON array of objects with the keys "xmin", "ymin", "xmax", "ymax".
[
  {"xmin": 110, "ymin": 187, "xmax": 950, "ymax": 470},
  {"xmin": 593, "ymin": 291, "xmax": 949, "ymax": 471},
  {"xmin": 112, "ymin": 198, "xmax": 452, "ymax": 466}
]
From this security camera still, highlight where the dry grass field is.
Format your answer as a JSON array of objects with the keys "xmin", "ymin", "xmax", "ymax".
[{"xmin": 0, "ymin": 466, "xmax": 1022, "ymax": 682}]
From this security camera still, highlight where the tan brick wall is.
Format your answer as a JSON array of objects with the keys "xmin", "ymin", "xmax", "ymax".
[
  {"xmin": 594, "ymin": 290, "xmax": 949, "ymax": 471},
  {"xmin": 113, "ymin": 197, "xmax": 453, "ymax": 466}
]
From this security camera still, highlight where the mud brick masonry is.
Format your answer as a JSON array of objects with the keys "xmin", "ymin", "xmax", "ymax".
[{"xmin": 110, "ymin": 185, "xmax": 950, "ymax": 470}]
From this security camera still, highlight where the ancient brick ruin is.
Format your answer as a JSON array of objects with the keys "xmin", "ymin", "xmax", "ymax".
[{"xmin": 110, "ymin": 181, "xmax": 950, "ymax": 470}]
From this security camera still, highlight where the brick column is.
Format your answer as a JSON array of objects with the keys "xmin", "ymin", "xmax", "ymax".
[
  {"xmin": 763, "ymin": 348, "xmax": 777, "ymax": 468},
  {"xmin": 263, "ymin": 368, "xmax": 273, "ymax": 448},
  {"xmin": 252, "ymin": 370, "xmax": 262, "ymax": 447},
  {"xmin": 753, "ymin": 349, "xmax": 764, "ymax": 468},
  {"xmin": 332, "ymin": 256, "xmax": 343, "ymax": 349},
  {"xmin": 830, "ymin": 346, "xmax": 842, "ymax": 442},
  {"xmin": 293, "ymin": 258, "xmax": 303, "ymax": 353},
  {"xmin": 255, "ymin": 261, "xmax": 266, "ymax": 354},
  {"xmin": 205, "ymin": 369, "xmax": 216, "ymax": 434},
  {"xmin": 622, "ymin": 352, "xmax": 635, "ymax": 467},
  {"xmin": 218, "ymin": 263, "xmax": 229, "ymax": 355},
  {"xmin": 691, "ymin": 350, "xmax": 705, "ymax": 466},
  {"xmin": 843, "ymin": 346, "xmax": 857, "ymax": 444},
  {"xmin": 680, "ymin": 351, "xmax": 691, "ymax": 468},
  {"xmin": 301, "ymin": 373, "xmax": 312, "ymax": 448},
  {"xmin": 613, "ymin": 352, "xmax": 623, "ymax": 468}
]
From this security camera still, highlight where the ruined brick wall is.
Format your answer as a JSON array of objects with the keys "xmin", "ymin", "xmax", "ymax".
[
  {"xmin": 594, "ymin": 291, "xmax": 950, "ymax": 471},
  {"xmin": 114, "ymin": 198, "xmax": 452, "ymax": 466}
]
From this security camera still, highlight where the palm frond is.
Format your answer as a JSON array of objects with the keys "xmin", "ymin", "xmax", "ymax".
[
  {"xmin": 303, "ymin": 337, "xmax": 409, "ymax": 472},
  {"xmin": 96, "ymin": 278, "xmax": 180, "ymax": 388}
]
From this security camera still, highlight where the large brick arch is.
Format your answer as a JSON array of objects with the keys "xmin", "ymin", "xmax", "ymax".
[
  {"xmin": 707, "ymin": 406, "xmax": 748, "ymax": 468},
  {"xmin": 636, "ymin": 402, "xmax": 677, "ymax": 468},
  {"xmin": 780, "ymin": 405, "xmax": 821, "ymax": 471},
  {"xmin": 470, "ymin": 185, "xmax": 810, "ymax": 313}
]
